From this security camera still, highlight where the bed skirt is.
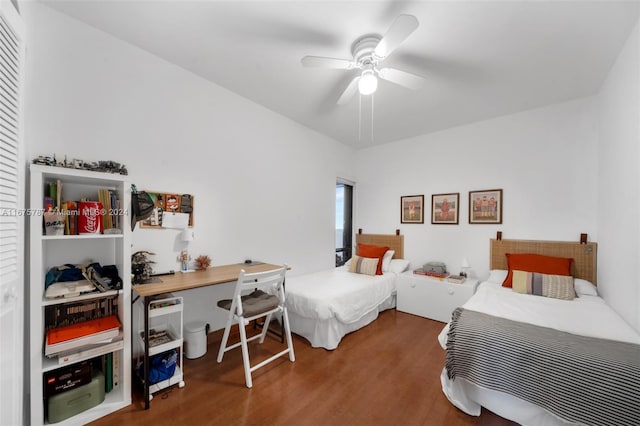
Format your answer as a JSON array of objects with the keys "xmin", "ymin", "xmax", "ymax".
[{"xmin": 289, "ymin": 294, "xmax": 396, "ymax": 350}]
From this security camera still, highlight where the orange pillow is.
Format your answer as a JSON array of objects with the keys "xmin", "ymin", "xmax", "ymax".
[
  {"xmin": 502, "ymin": 253, "xmax": 573, "ymax": 287},
  {"xmin": 357, "ymin": 244, "xmax": 389, "ymax": 275}
]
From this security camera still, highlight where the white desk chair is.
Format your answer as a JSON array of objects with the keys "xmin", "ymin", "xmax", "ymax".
[{"xmin": 216, "ymin": 266, "xmax": 295, "ymax": 388}]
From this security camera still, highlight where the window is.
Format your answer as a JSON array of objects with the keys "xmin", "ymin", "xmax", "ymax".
[{"xmin": 335, "ymin": 181, "xmax": 353, "ymax": 267}]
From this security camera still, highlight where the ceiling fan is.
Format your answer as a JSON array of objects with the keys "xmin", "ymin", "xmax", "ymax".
[{"xmin": 301, "ymin": 15, "xmax": 425, "ymax": 105}]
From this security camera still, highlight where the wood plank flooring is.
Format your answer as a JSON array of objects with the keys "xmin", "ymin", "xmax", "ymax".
[{"xmin": 89, "ymin": 310, "xmax": 518, "ymax": 426}]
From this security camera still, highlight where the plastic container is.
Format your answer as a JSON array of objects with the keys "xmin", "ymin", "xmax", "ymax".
[
  {"xmin": 47, "ymin": 370, "xmax": 105, "ymax": 423},
  {"xmin": 184, "ymin": 322, "xmax": 208, "ymax": 359}
]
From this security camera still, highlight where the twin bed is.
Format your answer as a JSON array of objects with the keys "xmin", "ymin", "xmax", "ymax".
[
  {"xmin": 285, "ymin": 232, "xmax": 407, "ymax": 350},
  {"xmin": 439, "ymin": 238, "xmax": 640, "ymax": 426}
]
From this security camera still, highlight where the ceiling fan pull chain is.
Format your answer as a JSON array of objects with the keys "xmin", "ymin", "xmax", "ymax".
[
  {"xmin": 371, "ymin": 93, "xmax": 374, "ymax": 142},
  {"xmin": 358, "ymin": 93, "xmax": 362, "ymax": 141}
]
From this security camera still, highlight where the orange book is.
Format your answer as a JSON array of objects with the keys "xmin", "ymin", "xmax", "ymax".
[{"xmin": 47, "ymin": 316, "xmax": 121, "ymax": 345}]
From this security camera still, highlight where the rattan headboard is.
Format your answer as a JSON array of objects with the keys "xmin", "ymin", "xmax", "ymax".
[
  {"xmin": 490, "ymin": 239, "xmax": 597, "ymax": 285},
  {"xmin": 356, "ymin": 232, "xmax": 404, "ymax": 259}
]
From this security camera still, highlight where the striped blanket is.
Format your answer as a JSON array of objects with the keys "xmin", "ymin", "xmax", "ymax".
[{"xmin": 446, "ymin": 308, "xmax": 640, "ymax": 426}]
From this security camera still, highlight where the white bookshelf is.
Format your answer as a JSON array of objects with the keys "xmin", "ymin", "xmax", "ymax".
[{"xmin": 28, "ymin": 164, "xmax": 131, "ymax": 425}]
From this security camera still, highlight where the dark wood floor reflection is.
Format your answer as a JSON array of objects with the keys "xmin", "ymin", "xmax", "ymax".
[{"xmin": 89, "ymin": 310, "xmax": 517, "ymax": 426}]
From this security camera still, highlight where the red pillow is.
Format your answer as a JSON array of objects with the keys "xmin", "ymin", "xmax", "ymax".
[
  {"xmin": 502, "ymin": 253, "xmax": 573, "ymax": 287},
  {"xmin": 357, "ymin": 244, "xmax": 389, "ymax": 275}
]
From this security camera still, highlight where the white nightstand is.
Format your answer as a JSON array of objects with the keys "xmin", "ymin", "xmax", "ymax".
[{"xmin": 396, "ymin": 272, "xmax": 479, "ymax": 322}]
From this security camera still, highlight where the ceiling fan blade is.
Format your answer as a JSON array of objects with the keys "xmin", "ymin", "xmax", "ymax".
[
  {"xmin": 301, "ymin": 56, "xmax": 354, "ymax": 69},
  {"xmin": 374, "ymin": 14, "xmax": 419, "ymax": 59},
  {"xmin": 378, "ymin": 67, "xmax": 426, "ymax": 90},
  {"xmin": 337, "ymin": 76, "xmax": 360, "ymax": 105}
]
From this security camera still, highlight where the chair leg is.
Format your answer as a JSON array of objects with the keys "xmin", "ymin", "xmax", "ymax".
[
  {"xmin": 282, "ymin": 308, "xmax": 296, "ymax": 362},
  {"xmin": 237, "ymin": 321, "xmax": 253, "ymax": 388},
  {"xmin": 259, "ymin": 313, "xmax": 272, "ymax": 344},
  {"xmin": 217, "ymin": 315, "xmax": 234, "ymax": 363}
]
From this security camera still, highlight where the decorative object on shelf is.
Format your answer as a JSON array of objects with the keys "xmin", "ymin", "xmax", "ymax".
[
  {"xmin": 178, "ymin": 250, "xmax": 191, "ymax": 272},
  {"xmin": 460, "ymin": 257, "xmax": 471, "ymax": 277},
  {"xmin": 43, "ymin": 210, "xmax": 65, "ymax": 235},
  {"xmin": 447, "ymin": 275, "xmax": 466, "ymax": 284},
  {"xmin": 195, "ymin": 255, "xmax": 211, "ymax": 271},
  {"xmin": 32, "ymin": 154, "xmax": 128, "ymax": 175},
  {"xmin": 423, "ymin": 261, "xmax": 447, "ymax": 274},
  {"xmin": 131, "ymin": 185, "xmax": 155, "ymax": 231},
  {"xmin": 400, "ymin": 194, "xmax": 424, "ymax": 224},
  {"xmin": 431, "ymin": 193, "xmax": 460, "ymax": 225},
  {"xmin": 469, "ymin": 188, "xmax": 503, "ymax": 224},
  {"xmin": 178, "ymin": 229, "xmax": 194, "ymax": 272},
  {"xmin": 132, "ymin": 251, "xmax": 155, "ymax": 284},
  {"xmin": 413, "ymin": 269, "xmax": 449, "ymax": 280}
]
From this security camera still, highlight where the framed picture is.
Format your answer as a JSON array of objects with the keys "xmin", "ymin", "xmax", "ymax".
[
  {"xmin": 400, "ymin": 195, "xmax": 424, "ymax": 224},
  {"xmin": 469, "ymin": 189, "xmax": 503, "ymax": 224},
  {"xmin": 431, "ymin": 193, "xmax": 459, "ymax": 224}
]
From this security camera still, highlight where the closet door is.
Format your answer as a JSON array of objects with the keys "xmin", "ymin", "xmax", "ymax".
[{"xmin": 0, "ymin": 1, "xmax": 24, "ymax": 425}]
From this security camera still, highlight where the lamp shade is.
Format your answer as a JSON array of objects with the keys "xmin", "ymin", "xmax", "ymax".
[
  {"xmin": 461, "ymin": 257, "xmax": 470, "ymax": 269},
  {"xmin": 358, "ymin": 70, "xmax": 378, "ymax": 95},
  {"xmin": 180, "ymin": 229, "xmax": 194, "ymax": 242}
]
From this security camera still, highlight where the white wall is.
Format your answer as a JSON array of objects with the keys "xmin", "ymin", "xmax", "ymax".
[
  {"xmin": 23, "ymin": 3, "xmax": 354, "ymax": 329},
  {"xmin": 596, "ymin": 19, "xmax": 640, "ymax": 331},
  {"xmin": 355, "ymin": 98, "xmax": 598, "ymax": 281}
]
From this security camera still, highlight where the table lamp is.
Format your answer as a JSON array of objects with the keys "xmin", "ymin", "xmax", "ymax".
[{"xmin": 460, "ymin": 257, "xmax": 470, "ymax": 277}]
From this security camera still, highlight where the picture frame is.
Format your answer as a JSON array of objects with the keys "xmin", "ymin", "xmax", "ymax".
[
  {"xmin": 469, "ymin": 189, "xmax": 503, "ymax": 224},
  {"xmin": 431, "ymin": 193, "xmax": 459, "ymax": 225},
  {"xmin": 400, "ymin": 195, "xmax": 424, "ymax": 224}
]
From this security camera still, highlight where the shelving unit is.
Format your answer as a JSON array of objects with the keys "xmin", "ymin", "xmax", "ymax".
[
  {"xmin": 135, "ymin": 295, "xmax": 185, "ymax": 402},
  {"xmin": 136, "ymin": 294, "xmax": 184, "ymax": 405},
  {"xmin": 28, "ymin": 164, "xmax": 131, "ymax": 425}
]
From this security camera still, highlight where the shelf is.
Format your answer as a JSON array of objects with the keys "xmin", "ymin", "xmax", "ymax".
[
  {"xmin": 147, "ymin": 365, "xmax": 184, "ymax": 395},
  {"xmin": 149, "ymin": 297, "xmax": 182, "ymax": 317},
  {"xmin": 43, "ymin": 389, "xmax": 130, "ymax": 426},
  {"xmin": 42, "ymin": 288, "xmax": 120, "ymax": 307},
  {"xmin": 140, "ymin": 328, "xmax": 183, "ymax": 357},
  {"xmin": 32, "ymin": 164, "xmax": 129, "ymax": 185},
  {"xmin": 42, "ymin": 234, "xmax": 124, "ymax": 241},
  {"xmin": 42, "ymin": 336, "xmax": 124, "ymax": 372}
]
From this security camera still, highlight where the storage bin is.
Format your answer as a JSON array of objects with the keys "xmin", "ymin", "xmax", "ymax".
[
  {"xmin": 47, "ymin": 370, "xmax": 105, "ymax": 423},
  {"xmin": 184, "ymin": 321, "xmax": 208, "ymax": 359}
]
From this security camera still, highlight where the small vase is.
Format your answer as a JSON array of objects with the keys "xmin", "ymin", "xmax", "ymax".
[{"xmin": 181, "ymin": 259, "xmax": 188, "ymax": 271}]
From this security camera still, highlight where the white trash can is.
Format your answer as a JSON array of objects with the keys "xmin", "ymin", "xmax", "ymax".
[{"xmin": 184, "ymin": 321, "xmax": 208, "ymax": 359}]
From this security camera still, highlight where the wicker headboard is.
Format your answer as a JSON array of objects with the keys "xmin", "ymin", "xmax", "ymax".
[
  {"xmin": 355, "ymin": 232, "xmax": 404, "ymax": 259},
  {"xmin": 490, "ymin": 239, "xmax": 597, "ymax": 285}
]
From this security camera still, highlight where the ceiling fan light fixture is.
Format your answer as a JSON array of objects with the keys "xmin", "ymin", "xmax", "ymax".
[{"xmin": 358, "ymin": 70, "xmax": 378, "ymax": 95}]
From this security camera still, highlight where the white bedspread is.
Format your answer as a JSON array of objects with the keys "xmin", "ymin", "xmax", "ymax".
[
  {"xmin": 438, "ymin": 281, "xmax": 640, "ymax": 426},
  {"xmin": 438, "ymin": 281, "xmax": 640, "ymax": 348},
  {"xmin": 286, "ymin": 266, "xmax": 397, "ymax": 324}
]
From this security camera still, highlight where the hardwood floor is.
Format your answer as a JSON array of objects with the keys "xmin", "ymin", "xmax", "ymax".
[{"xmin": 89, "ymin": 310, "xmax": 517, "ymax": 426}]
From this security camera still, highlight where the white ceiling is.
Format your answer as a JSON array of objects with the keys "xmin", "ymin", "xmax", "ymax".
[{"xmin": 42, "ymin": 0, "xmax": 640, "ymax": 148}]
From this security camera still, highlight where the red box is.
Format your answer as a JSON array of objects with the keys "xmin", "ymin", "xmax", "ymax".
[{"xmin": 78, "ymin": 202, "xmax": 103, "ymax": 234}]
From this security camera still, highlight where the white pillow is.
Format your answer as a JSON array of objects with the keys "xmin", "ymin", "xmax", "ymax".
[
  {"xmin": 387, "ymin": 259, "xmax": 410, "ymax": 274},
  {"xmin": 381, "ymin": 250, "xmax": 395, "ymax": 272},
  {"xmin": 574, "ymin": 278, "xmax": 598, "ymax": 296},
  {"xmin": 487, "ymin": 269, "xmax": 508, "ymax": 284}
]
